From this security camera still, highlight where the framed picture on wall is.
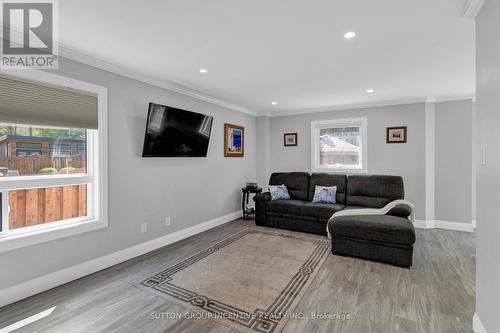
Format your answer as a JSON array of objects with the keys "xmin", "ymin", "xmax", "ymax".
[
  {"xmin": 386, "ymin": 126, "xmax": 407, "ymax": 143},
  {"xmin": 224, "ymin": 123, "xmax": 244, "ymax": 157},
  {"xmin": 284, "ymin": 133, "xmax": 298, "ymax": 146}
]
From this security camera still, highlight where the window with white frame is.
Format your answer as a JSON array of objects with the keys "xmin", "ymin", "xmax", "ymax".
[
  {"xmin": 0, "ymin": 72, "xmax": 107, "ymax": 252},
  {"xmin": 311, "ymin": 117, "xmax": 367, "ymax": 173}
]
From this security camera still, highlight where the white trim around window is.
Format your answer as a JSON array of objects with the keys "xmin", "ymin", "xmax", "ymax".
[
  {"xmin": 0, "ymin": 69, "xmax": 108, "ymax": 253},
  {"xmin": 311, "ymin": 117, "xmax": 368, "ymax": 174}
]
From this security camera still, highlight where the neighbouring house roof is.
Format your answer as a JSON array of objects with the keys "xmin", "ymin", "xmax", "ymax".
[
  {"xmin": 0, "ymin": 134, "xmax": 85, "ymax": 144},
  {"xmin": 320, "ymin": 135, "xmax": 360, "ymax": 153}
]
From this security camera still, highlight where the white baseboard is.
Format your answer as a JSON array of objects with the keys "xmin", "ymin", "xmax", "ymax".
[
  {"xmin": 0, "ymin": 210, "xmax": 242, "ymax": 308},
  {"xmin": 473, "ymin": 313, "xmax": 488, "ymax": 333},
  {"xmin": 414, "ymin": 219, "xmax": 434, "ymax": 229},
  {"xmin": 414, "ymin": 219, "xmax": 474, "ymax": 232},
  {"xmin": 434, "ymin": 220, "xmax": 475, "ymax": 232}
]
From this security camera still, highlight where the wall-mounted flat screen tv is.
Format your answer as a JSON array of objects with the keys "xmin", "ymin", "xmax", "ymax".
[{"xmin": 142, "ymin": 103, "xmax": 213, "ymax": 157}]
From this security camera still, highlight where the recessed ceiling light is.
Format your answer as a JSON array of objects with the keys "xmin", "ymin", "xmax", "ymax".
[
  {"xmin": 199, "ymin": 69, "xmax": 208, "ymax": 73},
  {"xmin": 271, "ymin": 102, "xmax": 278, "ymax": 105},
  {"xmin": 367, "ymin": 89, "xmax": 375, "ymax": 93},
  {"xmin": 344, "ymin": 32, "xmax": 356, "ymax": 39}
]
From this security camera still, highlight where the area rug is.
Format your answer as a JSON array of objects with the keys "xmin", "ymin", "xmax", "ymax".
[{"xmin": 137, "ymin": 228, "xmax": 330, "ymax": 333}]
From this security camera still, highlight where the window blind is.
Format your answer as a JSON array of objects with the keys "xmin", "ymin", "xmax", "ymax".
[{"xmin": 0, "ymin": 75, "xmax": 98, "ymax": 129}]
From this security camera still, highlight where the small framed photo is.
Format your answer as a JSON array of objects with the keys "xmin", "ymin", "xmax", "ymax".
[
  {"xmin": 224, "ymin": 123, "xmax": 244, "ymax": 157},
  {"xmin": 284, "ymin": 133, "xmax": 298, "ymax": 146},
  {"xmin": 386, "ymin": 126, "xmax": 407, "ymax": 144}
]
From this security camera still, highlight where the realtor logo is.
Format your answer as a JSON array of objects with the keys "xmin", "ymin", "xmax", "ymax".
[{"xmin": 1, "ymin": 0, "xmax": 58, "ymax": 69}]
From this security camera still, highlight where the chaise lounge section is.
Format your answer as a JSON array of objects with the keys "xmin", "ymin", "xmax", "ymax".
[
  {"xmin": 254, "ymin": 172, "xmax": 416, "ymax": 267},
  {"xmin": 327, "ymin": 201, "xmax": 416, "ymax": 267}
]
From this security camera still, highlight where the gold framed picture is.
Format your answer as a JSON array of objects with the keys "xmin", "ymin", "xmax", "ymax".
[
  {"xmin": 224, "ymin": 123, "xmax": 244, "ymax": 157},
  {"xmin": 386, "ymin": 126, "xmax": 407, "ymax": 143},
  {"xmin": 284, "ymin": 133, "xmax": 298, "ymax": 146}
]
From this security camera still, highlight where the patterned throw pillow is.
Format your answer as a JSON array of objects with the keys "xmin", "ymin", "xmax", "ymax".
[
  {"xmin": 312, "ymin": 185, "xmax": 337, "ymax": 204},
  {"xmin": 268, "ymin": 185, "xmax": 291, "ymax": 201}
]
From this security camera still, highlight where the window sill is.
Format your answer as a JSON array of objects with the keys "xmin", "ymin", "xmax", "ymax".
[
  {"xmin": 0, "ymin": 218, "xmax": 107, "ymax": 253},
  {"xmin": 311, "ymin": 167, "xmax": 368, "ymax": 174}
]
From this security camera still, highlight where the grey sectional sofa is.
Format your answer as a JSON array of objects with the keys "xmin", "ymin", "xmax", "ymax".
[
  {"xmin": 254, "ymin": 172, "xmax": 406, "ymax": 234},
  {"xmin": 254, "ymin": 172, "xmax": 416, "ymax": 267}
]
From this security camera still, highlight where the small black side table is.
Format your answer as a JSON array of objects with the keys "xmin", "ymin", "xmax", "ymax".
[{"xmin": 241, "ymin": 187, "xmax": 262, "ymax": 219}]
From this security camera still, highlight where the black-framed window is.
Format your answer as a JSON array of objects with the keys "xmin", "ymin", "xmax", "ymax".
[{"xmin": 16, "ymin": 142, "xmax": 42, "ymax": 149}]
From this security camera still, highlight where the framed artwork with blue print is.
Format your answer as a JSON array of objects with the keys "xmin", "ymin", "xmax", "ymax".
[{"xmin": 224, "ymin": 123, "xmax": 244, "ymax": 157}]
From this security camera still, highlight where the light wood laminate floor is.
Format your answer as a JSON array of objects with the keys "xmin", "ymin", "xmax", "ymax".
[{"xmin": 0, "ymin": 218, "xmax": 475, "ymax": 333}]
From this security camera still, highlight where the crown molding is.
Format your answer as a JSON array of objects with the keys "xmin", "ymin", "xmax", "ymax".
[
  {"xmin": 435, "ymin": 94, "xmax": 476, "ymax": 103},
  {"xmin": 1, "ymin": 29, "xmax": 258, "ymax": 116},
  {"xmin": 267, "ymin": 97, "xmax": 427, "ymax": 117},
  {"xmin": 1, "ymin": 29, "xmax": 475, "ymax": 118},
  {"xmin": 266, "ymin": 94, "xmax": 475, "ymax": 117},
  {"xmin": 57, "ymin": 46, "xmax": 258, "ymax": 116},
  {"xmin": 462, "ymin": 0, "xmax": 486, "ymax": 19},
  {"xmin": 426, "ymin": 94, "xmax": 476, "ymax": 103}
]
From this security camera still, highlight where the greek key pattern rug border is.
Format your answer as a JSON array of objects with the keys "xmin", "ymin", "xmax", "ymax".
[{"xmin": 139, "ymin": 228, "xmax": 329, "ymax": 333}]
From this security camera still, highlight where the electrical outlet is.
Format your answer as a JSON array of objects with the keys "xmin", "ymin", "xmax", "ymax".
[
  {"xmin": 141, "ymin": 223, "xmax": 147, "ymax": 233},
  {"xmin": 165, "ymin": 217, "xmax": 171, "ymax": 226}
]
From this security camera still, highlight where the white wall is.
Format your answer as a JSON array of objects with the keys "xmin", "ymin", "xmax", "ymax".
[
  {"xmin": 435, "ymin": 100, "xmax": 473, "ymax": 224},
  {"xmin": 256, "ymin": 116, "xmax": 271, "ymax": 189},
  {"xmin": 476, "ymin": 1, "xmax": 500, "ymax": 331},
  {"xmin": 0, "ymin": 57, "xmax": 257, "ymax": 289},
  {"xmin": 0, "ymin": 58, "xmax": 475, "ymax": 302},
  {"xmin": 256, "ymin": 101, "xmax": 474, "ymax": 223},
  {"xmin": 263, "ymin": 103, "xmax": 427, "ymax": 219}
]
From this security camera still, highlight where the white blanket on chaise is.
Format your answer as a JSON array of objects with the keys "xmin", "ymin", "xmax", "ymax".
[{"xmin": 326, "ymin": 199, "xmax": 415, "ymax": 238}]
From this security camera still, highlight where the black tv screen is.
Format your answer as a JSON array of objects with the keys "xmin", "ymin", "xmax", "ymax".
[{"xmin": 142, "ymin": 103, "xmax": 213, "ymax": 157}]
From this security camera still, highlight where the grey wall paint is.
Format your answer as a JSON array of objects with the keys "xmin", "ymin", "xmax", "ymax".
[
  {"xmin": 259, "ymin": 101, "xmax": 474, "ymax": 223},
  {"xmin": 0, "ymin": 60, "xmax": 475, "ymax": 296},
  {"xmin": 476, "ymin": 1, "xmax": 500, "ymax": 330},
  {"xmin": 435, "ymin": 100, "xmax": 473, "ymax": 223},
  {"xmin": 256, "ymin": 116, "xmax": 270, "ymax": 189},
  {"xmin": 471, "ymin": 102, "xmax": 477, "ymax": 222},
  {"xmin": 263, "ymin": 103, "xmax": 427, "ymax": 219},
  {"xmin": 0, "ymin": 57, "xmax": 257, "ymax": 289}
]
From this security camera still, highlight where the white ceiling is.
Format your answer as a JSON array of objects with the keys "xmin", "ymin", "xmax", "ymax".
[{"xmin": 58, "ymin": 0, "xmax": 474, "ymax": 115}]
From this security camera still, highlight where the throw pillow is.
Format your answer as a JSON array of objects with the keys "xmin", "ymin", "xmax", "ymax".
[
  {"xmin": 312, "ymin": 185, "xmax": 337, "ymax": 204},
  {"xmin": 268, "ymin": 184, "xmax": 291, "ymax": 201}
]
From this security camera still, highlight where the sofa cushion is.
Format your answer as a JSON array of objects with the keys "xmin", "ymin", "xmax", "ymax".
[
  {"xmin": 329, "ymin": 215, "xmax": 415, "ymax": 245},
  {"xmin": 300, "ymin": 202, "xmax": 345, "ymax": 220},
  {"xmin": 344, "ymin": 206, "xmax": 366, "ymax": 210},
  {"xmin": 267, "ymin": 199, "xmax": 306, "ymax": 216},
  {"xmin": 346, "ymin": 175, "xmax": 404, "ymax": 208},
  {"xmin": 309, "ymin": 173, "xmax": 347, "ymax": 204},
  {"xmin": 269, "ymin": 172, "xmax": 310, "ymax": 201},
  {"xmin": 269, "ymin": 185, "xmax": 291, "ymax": 201},
  {"xmin": 311, "ymin": 185, "xmax": 337, "ymax": 203}
]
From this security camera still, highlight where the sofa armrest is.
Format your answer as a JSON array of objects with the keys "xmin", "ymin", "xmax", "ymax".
[
  {"xmin": 327, "ymin": 199, "xmax": 415, "ymax": 238},
  {"xmin": 254, "ymin": 192, "xmax": 271, "ymax": 202},
  {"xmin": 254, "ymin": 192, "xmax": 271, "ymax": 227},
  {"xmin": 386, "ymin": 204, "xmax": 413, "ymax": 218}
]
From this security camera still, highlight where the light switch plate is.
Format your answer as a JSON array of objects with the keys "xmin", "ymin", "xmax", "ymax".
[{"xmin": 481, "ymin": 145, "xmax": 486, "ymax": 165}]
